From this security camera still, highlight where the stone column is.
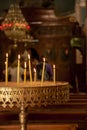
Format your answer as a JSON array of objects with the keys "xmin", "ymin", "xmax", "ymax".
[{"xmin": 75, "ymin": 0, "xmax": 81, "ymax": 24}]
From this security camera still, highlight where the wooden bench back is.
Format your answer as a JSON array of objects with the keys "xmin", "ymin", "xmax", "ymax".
[{"xmin": 0, "ymin": 124, "xmax": 78, "ymax": 130}]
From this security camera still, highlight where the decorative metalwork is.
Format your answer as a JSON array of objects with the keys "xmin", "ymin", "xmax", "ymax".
[
  {"xmin": 0, "ymin": 81, "xmax": 70, "ymax": 130},
  {"xmin": 0, "ymin": 82, "xmax": 69, "ymax": 108},
  {"xmin": 1, "ymin": 4, "xmax": 30, "ymax": 42},
  {"xmin": 1, "ymin": 4, "xmax": 39, "ymax": 44}
]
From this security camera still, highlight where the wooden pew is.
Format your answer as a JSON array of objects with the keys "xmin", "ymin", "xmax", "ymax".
[
  {"xmin": 0, "ymin": 93, "xmax": 86, "ymax": 130},
  {"xmin": 0, "ymin": 124, "xmax": 78, "ymax": 130}
]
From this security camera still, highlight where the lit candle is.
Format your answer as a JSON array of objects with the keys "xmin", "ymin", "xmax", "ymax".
[
  {"xmin": 24, "ymin": 62, "xmax": 27, "ymax": 83},
  {"xmin": 28, "ymin": 54, "xmax": 32, "ymax": 82},
  {"xmin": 5, "ymin": 61, "xmax": 7, "ymax": 85},
  {"xmin": 41, "ymin": 57, "xmax": 45, "ymax": 84},
  {"xmin": 5, "ymin": 53, "xmax": 8, "ymax": 85},
  {"xmin": 17, "ymin": 54, "xmax": 20, "ymax": 84},
  {"xmin": 34, "ymin": 68, "xmax": 36, "ymax": 82},
  {"xmin": 53, "ymin": 64, "xmax": 56, "ymax": 84}
]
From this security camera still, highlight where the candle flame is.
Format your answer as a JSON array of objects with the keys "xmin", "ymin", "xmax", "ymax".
[
  {"xmin": 28, "ymin": 54, "xmax": 30, "ymax": 60},
  {"xmin": 53, "ymin": 64, "xmax": 55, "ymax": 69},
  {"xmin": 43, "ymin": 57, "xmax": 45, "ymax": 62},
  {"xmin": 6, "ymin": 53, "xmax": 8, "ymax": 58},
  {"xmin": 18, "ymin": 54, "xmax": 20, "ymax": 59},
  {"xmin": 34, "ymin": 68, "xmax": 36, "ymax": 73}
]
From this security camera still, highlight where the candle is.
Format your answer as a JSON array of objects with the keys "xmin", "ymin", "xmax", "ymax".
[
  {"xmin": 28, "ymin": 54, "xmax": 32, "ymax": 82},
  {"xmin": 5, "ymin": 53, "xmax": 8, "ymax": 85},
  {"xmin": 17, "ymin": 54, "xmax": 20, "ymax": 84},
  {"xmin": 6, "ymin": 53, "xmax": 8, "ymax": 59},
  {"xmin": 41, "ymin": 57, "xmax": 45, "ymax": 84},
  {"xmin": 53, "ymin": 64, "xmax": 56, "ymax": 84},
  {"xmin": 34, "ymin": 68, "xmax": 36, "ymax": 82},
  {"xmin": 5, "ymin": 61, "xmax": 8, "ymax": 85},
  {"xmin": 24, "ymin": 62, "xmax": 27, "ymax": 83}
]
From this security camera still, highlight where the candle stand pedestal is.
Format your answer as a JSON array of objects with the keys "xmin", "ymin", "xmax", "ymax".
[{"xmin": 0, "ymin": 82, "xmax": 70, "ymax": 130}]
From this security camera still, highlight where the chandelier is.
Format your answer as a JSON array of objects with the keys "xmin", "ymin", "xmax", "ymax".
[{"xmin": 1, "ymin": 4, "xmax": 30, "ymax": 42}]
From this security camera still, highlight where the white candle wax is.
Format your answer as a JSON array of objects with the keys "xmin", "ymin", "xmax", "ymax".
[
  {"xmin": 24, "ymin": 62, "xmax": 27, "ymax": 83},
  {"xmin": 53, "ymin": 64, "xmax": 56, "ymax": 84},
  {"xmin": 28, "ymin": 54, "xmax": 32, "ymax": 82},
  {"xmin": 17, "ymin": 54, "xmax": 20, "ymax": 84},
  {"xmin": 41, "ymin": 57, "xmax": 45, "ymax": 84},
  {"xmin": 5, "ymin": 61, "xmax": 8, "ymax": 85},
  {"xmin": 5, "ymin": 53, "xmax": 8, "ymax": 85},
  {"xmin": 34, "ymin": 68, "xmax": 36, "ymax": 82}
]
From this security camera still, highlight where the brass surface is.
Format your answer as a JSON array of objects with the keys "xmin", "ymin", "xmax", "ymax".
[{"xmin": 0, "ymin": 81, "xmax": 70, "ymax": 130}]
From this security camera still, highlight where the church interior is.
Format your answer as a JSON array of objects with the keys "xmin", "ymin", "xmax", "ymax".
[{"xmin": 0, "ymin": 0, "xmax": 87, "ymax": 130}]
